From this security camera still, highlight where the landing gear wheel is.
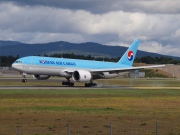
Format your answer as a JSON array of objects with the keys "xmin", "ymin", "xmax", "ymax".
[
  {"xmin": 62, "ymin": 82, "xmax": 65, "ymax": 85},
  {"xmin": 22, "ymin": 79, "xmax": 27, "ymax": 83},
  {"xmin": 85, "ymin": 82, "xmax": 97, "ymax": 87},
  {"xmin": 62, "ymin": 78, "xmax": 74, "ymax": 87},
  {"xmin": 69, "ymin": 82, "xmax": 74, "ymax": 87},
  {"xmin": 85, "ymin": 83, "xmax": 89, "ymax": 87}
]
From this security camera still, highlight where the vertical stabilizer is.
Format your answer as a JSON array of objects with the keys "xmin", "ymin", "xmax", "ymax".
[{"xmin": 118, "ymin": 39, "xmax": 140, "ymax": 66}]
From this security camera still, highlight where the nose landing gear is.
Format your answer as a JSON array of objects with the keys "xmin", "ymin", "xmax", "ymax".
[{"xmin": 22, "ymin": 73, "xmax": 27, "ymax": 83}]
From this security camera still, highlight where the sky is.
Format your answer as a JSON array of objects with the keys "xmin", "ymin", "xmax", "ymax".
[{"xmin": 0, "ymin": 0, "xmax": 180, "ymax": 57}]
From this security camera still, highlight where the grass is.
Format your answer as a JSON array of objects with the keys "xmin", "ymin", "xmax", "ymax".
[
  {"xmin": 0, "ymin": 87, "xmax": 180, "ymax": 135},
  {"xmin": 140, "ymin": 69, "xmax": 171, "ymax": 78},
  {"xmin": 0, "ymin": 88, "xmax": 180, "ymax": 97}
]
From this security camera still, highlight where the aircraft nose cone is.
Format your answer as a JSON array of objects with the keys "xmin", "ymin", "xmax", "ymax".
[
  {"xmin": 12, "ymin": 63, "xmax": 17, "ymax": 69},
  {"xmin": 12, "ymin": 63, "xmax": 15, "ymax": 68}
]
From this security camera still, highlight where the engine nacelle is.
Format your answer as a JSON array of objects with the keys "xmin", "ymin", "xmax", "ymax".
[
  {"xmin": 72, "ymin": 70, "xmax": 92, "ymax": 82},
  {"xmin": 33, "ymin": 75, "xmax": 51, "ymax": 80}
]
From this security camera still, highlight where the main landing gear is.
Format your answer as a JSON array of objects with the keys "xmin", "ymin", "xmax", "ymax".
[
  {"xmin": 62, "ymin": 77, "xmax": 74, "ymax": 87},
  {"xmin": 61, "ymin": 78, "xmax": 97, "ymax": 87},
  {"xmin": 85, "ymin": 81, "xmax": 97, "ymax": 87},
  {"xmin": 22, "ymin": 73, "xmax": 27, "ymax": 83}
]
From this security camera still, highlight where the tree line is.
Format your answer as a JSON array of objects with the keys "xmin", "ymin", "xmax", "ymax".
[
  {"xmin": 0, "ymin": 53, "xmax": 180, "ymax": 67},
  {"xmin": 0, "ymin": 55, "xmax": 19, "ymax": 67},
  {"xmin": 135, "ymin": 56, "xmax": 180, "ymax": 64}
]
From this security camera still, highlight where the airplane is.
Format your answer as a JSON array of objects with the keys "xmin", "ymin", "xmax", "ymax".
[{"xmin": 12, "ymin": 39, "xmax": 165, "ymax": 87}]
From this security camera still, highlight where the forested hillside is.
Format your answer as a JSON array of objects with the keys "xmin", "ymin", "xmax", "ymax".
[{"xmin": 1, "ymin": 40, "xmax": 180, "ymax": 61}]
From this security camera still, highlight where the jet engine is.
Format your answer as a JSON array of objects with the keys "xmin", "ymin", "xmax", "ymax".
[
  {"xmin": 33, "ymin": 75, "xmax": 51, "ymax": 80},
  {"xmin": 72, "ymin": 70, "xmax": 92, "ymax": 82}
]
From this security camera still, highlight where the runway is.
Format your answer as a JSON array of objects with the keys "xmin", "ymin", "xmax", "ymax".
[
  {"xmin": 0, "ymin": 77, "xmax": 180, "ymax": 90},
  {"xmin": 0, "ymin": 77, "xmax": 142, "ymax": 90},
  {"xmin": 0, "ymin": 85, "xmax": 125, "ymax": 90},
  {"xmin": 1, "ymin": 85, "xmax": 180, "ymax": 90},
  {"xmin": 0, "ymin": 77, "xmax": 125, "ymax": 89}
]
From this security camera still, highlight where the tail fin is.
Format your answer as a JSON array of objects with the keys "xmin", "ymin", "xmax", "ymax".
[{"xmin": 118, "ymin": 39, "xmax": 140, "ymax": 66}]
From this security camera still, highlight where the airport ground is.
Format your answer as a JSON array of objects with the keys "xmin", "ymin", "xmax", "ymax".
[{"xmin": 0, "ymin": 74, "xmax": 180, "ymax": 135}]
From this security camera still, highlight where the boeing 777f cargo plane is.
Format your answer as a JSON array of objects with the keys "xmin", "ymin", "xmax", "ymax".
[{"xmin": 12, "ymin": 39, "xmax": 165, "ymax": 87}]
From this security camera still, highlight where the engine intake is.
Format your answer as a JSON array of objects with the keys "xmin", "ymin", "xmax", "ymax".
[
  {"xmin": 72, "ymin": 70, "xmax": 92, "ymax": 82},
  {"xmin": 33, "ymin": 75, "xmax": 51, "ymax": 80}
]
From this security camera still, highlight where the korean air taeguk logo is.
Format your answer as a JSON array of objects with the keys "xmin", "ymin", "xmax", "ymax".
[
  {"xmin": 127, "ymin": 50, "xmax": 134, "ymax": 61},
  {"xmin": 41, "ymin": 60, "xmax": 45, "ymax": 64}
]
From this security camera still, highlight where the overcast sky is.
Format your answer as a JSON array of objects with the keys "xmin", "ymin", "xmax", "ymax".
[{"xmin": 0, "ymin": 0, "xmax": 180, "ymax": 57}]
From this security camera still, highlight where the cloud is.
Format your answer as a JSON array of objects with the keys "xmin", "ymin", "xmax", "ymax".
[
  {"xmin": 1, "ymin": 0, "xmax": 180, "ymax": 14},
  {"xmin": 0, "ymin": 1, "xmax": 180, "ymax": 57},
  {"xmin": 140, "ymin": 41, "xmax": 180, "ymax": 57}
]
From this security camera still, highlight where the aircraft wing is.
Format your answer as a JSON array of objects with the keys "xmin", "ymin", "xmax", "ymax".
[{"xmin": 89, "ymin": 65, "xmax": 165, "ymax": 73}]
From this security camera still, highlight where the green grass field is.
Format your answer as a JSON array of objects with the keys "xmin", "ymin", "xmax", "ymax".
[{"xmin": 0, "ymin": 82, "xmax": 180, "ymax": 135}]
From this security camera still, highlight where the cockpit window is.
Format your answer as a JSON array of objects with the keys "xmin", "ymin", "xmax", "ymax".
[{"xmin": 15, "ymin": 61, "xmax": 22, "ymax": 63}]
